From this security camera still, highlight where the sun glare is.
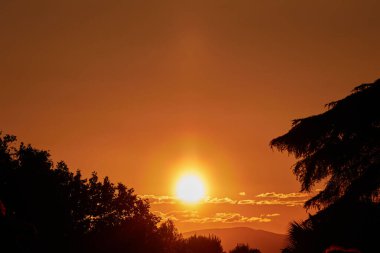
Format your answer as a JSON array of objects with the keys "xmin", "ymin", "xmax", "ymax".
[{"xmin": 175, "ymin": 173, "xmax": 206, "ymax": 204}]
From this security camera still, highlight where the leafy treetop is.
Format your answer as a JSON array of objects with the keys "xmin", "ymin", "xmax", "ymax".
[{"xmin": 270, "ymin": 79, "xmax": 380, "ymax": 209}]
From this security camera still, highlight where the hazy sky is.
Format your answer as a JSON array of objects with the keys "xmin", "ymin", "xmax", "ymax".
[{"xmin": 1, "ymin": 0, "xmax": 379, "ymax": 233}]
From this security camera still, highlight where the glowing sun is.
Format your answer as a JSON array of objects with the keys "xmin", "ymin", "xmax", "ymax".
[{"xmin": 175, "ymin": 174, "xmax": 206, "ymax": 204}]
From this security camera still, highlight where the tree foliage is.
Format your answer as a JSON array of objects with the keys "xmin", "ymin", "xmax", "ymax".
[
  {"xmin": 270, "ymin": 79, "xmax": 380, "ymax": 209},
  {"xmin": 229, "ymin": 243, "xmax": 261, "ymax": 253},
  {"xmin": 272, "ymin": 79, "xmax": 380, "ymax": 253},
  {"xmin": 283, "ymin": 200, "xmax": 379, "ymax": 253},
  {"xmin": 179, "ymin": 235, "xmax": 225, "ymax": 253},
  {"xmin": 0, "ymin": 133, "xmax": 187, "ymax": 253}
]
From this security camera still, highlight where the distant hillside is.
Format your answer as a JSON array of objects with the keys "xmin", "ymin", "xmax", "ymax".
[{"xmin": 183, "ymin": 227, "xmax": 287, "ymax": 253}]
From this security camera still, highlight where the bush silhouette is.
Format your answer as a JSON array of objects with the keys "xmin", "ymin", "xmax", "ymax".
[
  {"xmin": 178, "ymin": 234, "xmax": 225, "ymax": 253},
  {"xmin": 229, "ymin": 243, "xmax": 261, "ymax": 253}
]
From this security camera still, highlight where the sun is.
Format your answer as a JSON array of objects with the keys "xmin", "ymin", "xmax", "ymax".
[{"xmin": 175, "ymin": 173, "xmax": 206, "ymax": 204}]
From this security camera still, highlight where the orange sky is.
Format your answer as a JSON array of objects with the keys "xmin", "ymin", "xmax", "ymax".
[{"xmin": 1, "ymin": 0, "xmax": 379, "ymax": 234}]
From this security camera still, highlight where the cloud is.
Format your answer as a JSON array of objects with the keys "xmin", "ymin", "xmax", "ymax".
[
  {"xmin": 153, "ymin": 210, "xmax": 200, "ymax": 221},
  {"xmin": 139, "ymin": 194, "xmax": 177, "ymax": 204},
  {"xmin": 154, "ymin": 210, "xmax": 277, "ymax": 224},
  {"xmin": 153, "ymin": 210, "xmax": 179, "ymax": 221},
  {"xmin": 255, "ymin": 192, "xmax": 309, "ymax": 199},
  {"xmin": 264, "ymin": 213, "xmax": 280, "ymax": 217},
  {"xmin": 237, "ymin": 199, "xmax": 305, "ymax": 207},
  {"xmin": 182, "ymin": 212, "xmax": 272, "ymax": 223},
  {"xmin": 139, "ymin": 191, "xmax": 309, "ymax": 207},
  {"xmin": 205, "ymin": 193, "xmax": 307, "ymax": 206},
  {"xmin": 153, "ymin": 210, "xmax": 277, "ymax": 224},
  {"xmin": 204, "ymin": 197, "xmax": 237, "ymax": 204}
]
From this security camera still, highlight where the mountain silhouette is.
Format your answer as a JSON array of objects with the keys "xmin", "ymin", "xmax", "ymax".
[{"xmin": 183, "ymin": 227, "xmax": 286, "ymax": 253}]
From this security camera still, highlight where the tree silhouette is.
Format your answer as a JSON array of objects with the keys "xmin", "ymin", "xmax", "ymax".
[
  {"xmin": 157, "ymin": 220, "xmax": 183, "ymax": 253},
  {"xmin": 229, "ymin": 243, "xmax": 261, "ymax": 253},
  {"xmin": 271, "ymin": 79, "xmax": 380, "ymax": 209},
  {"xmin": 0, "ymin": 133, "xmax": 182, "ymax": 253},
  {"xmin": 271, "ymin": 79, "xmax": 380, "ymax": 253},
  {"xmin": 178, "ymin": 235, "xmax": 225, "ymax": 253},
  {"xmin": 0, "ymin": 132, "xmax": 231, "ymax": 253},
  {"xmin": 283, "ymin": 200, "xmax": 379, "ymax": 253}
]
